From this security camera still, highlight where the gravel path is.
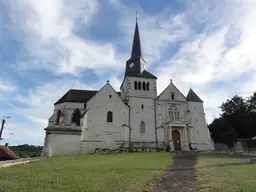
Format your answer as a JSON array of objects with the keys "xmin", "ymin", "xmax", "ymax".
[{"xmin": 152, "ymin": 152, "xmax": 197, "ymax": 192}]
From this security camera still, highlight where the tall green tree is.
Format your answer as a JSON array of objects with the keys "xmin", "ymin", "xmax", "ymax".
[
  {"xmin": 208, "ymin": 118, "xmax": 237, "ymax": 148},
  {"xmin": 209, "ymin": 92, "xmax": 256, "ymax": 145}
]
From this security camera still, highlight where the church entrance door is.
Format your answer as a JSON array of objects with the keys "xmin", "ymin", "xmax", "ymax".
[{"xmin": 172, "ymin": 130, "xmax": 181, "ymax": 151}]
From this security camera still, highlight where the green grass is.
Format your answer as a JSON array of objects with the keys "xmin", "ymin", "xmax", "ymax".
[
  {"xmin": 0, "ymin": 152, "xmax": 171, "ymax": 192},
  {"xmin": 196, "ymin": 153, "xmax": 256, "ymax": 192}
]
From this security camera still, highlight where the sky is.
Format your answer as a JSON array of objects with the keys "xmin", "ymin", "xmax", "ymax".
[{"xmin": 0, "ymin": 0, "xmax": 256, "ymax": 146}]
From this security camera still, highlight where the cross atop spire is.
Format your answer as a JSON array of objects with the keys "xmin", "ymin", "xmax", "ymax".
[{"xmin": 136, "ymin": 6, "xmax": 138, "ymax": 21}]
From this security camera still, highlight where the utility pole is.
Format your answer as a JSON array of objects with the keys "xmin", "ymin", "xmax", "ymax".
[{"xmin": 0, "ymin": 116, "xmax": 11, "ymax": 140}]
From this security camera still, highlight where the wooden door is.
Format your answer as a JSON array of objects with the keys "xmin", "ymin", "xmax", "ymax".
[{"xmin": 172, "ymin": 130, "xmax": 181, "ymax": 151}]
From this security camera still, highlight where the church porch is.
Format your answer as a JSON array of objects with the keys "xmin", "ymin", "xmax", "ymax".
[{"xmin": 168, "ymin": 123, "xmax": 190, "ymax": 151}]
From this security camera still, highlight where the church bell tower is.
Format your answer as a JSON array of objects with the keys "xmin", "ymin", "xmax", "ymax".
[
  {"xmin": 120, "ymin": 18, "xmax": 157, "ymax": 100},
  {"xmin": 125, "ymin": 19, "xmax": 147, "ymax": 77}
]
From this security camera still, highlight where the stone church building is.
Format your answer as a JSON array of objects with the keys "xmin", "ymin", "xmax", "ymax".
[{"xmin": 42, "ymin": 20, "xmax": 214, "ymax": 157}]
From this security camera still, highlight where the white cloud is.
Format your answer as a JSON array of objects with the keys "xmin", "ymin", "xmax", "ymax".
[
  {"xmin": 0, "ymin": 81, "xmax": 16, "ymax": 92},
  {"xmin": 15, "ymin": 79, "xmax": 97, "ymax": 125},
  {"xmin": 116, "ymin": 6, "xmax": 193, "ymax": 64},
  {"xmin": 3, "ymin": 0, "xmax": 125, "ymax": 75},
  {"xmin": 2, "ymin": 0, "xmax": 256, "ymax": 146},
  {"xmin": 0, "ymin": 121, "xmax": 44, "ymax": 146},
  {"xmin": 156, "ymin": 0, "xmax": 256, "ymax": 122}
]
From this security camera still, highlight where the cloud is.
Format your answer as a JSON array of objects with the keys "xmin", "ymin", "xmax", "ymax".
[
  {"xmin": 0, "ymin": 80, "xmax": 16, "ymax": 92},
  {"xmin": 4, "ymin": 0, "xmax": 125, "ymax": 75},
  {"xmin": 15, "ymin": 79, "xmax": 95, "ymax": 125},
  {"xmin": 0, "ymin": 121, "xmax": 44, "ymax": 146},
  {"xmin": 114, "ymin": 5, "xmax": 193, "ymax": 65},
  {"xmin": 155, "ymin": 0, "xmax": 256, "ymax": 122},
  {"xmin": 2, "ymin": 0, "xmax": 256, "ymax": 146}
]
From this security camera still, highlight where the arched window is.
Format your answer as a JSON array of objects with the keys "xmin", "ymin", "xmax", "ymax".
[
  {"xmin": 134, "ymin": 81, "xmax": 137, "ymax": 90},
  {"xmin": 140, "ymin": 121, "xmax": 145, "ymax": 134},
  {"xmin": 169, "ymin": 104, "xmax": 180, "ymax": 122},
  {"xmin": 107, "ymin": 111, "xmax": 113, "ymax": 122},
  {"xmin": 146, "ymin": 82, "xmax": 150, "ymax": 91},
  {"xmin": 143, "ymin": 82, "xmax": 146, "ymax": 90},
  {"xmin": 72, "ymin": 109, "xmax": 81, "ymax": 126},
  {"xmin": 138, "ymin": 82, "xmax": 141, "ymax": 90},
  {"xmin": 56, "ymin": 110, "xmax": 61, "ymax": 124}
]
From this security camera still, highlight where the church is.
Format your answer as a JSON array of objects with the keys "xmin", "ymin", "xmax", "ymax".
[{"xmin": 42, "ymin": 19, "xmax": 214, "ymax": 157}]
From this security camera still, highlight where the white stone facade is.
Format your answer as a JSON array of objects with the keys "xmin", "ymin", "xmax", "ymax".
[
  {"xmin": 42, "ymin": 20, "xmax": 214, "ymax": 157},
  {"xmin": 42, "ymin": 79, "xmax": 214, "ymax": 157}
]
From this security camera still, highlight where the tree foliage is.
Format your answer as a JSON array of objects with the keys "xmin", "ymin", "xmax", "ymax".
[
  {"xmin": 9, "ymin": 144, "xmax": 43, "ymax": 158},
  {"xmin": 209, "ymin": 92, "xmax": 256, "ymax": 147}
]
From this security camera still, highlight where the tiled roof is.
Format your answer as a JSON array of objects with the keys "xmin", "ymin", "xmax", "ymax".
[
  {"xmin": 54, "ymin": 89, "xmax": 98, "ymax": 105},
  {"xmin": 0, "ymin": 145, "xmax": 18, "ymax": 160},
  {"xmin": 186, "ymin": 88, "xmax": 203, "ymax": 102},
  {"xmin": 54, "ymin": 89, "xmax": 122, "ymax": 105}
]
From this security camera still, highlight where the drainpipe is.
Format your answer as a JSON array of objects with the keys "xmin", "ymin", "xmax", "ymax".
[
  {"xmin": 154, "ymin": 99, "xmax": 158, "ymax": 149},
  {"xmin": 128, "ymin": 104, "xmax": 131, "ymax": 148}
]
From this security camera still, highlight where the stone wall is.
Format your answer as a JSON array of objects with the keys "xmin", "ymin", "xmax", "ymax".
[
  {"xmin": 44, "ymin": 132, "xmax": 81, "ymax": 157},
  {"xmin": 81, "ymin": 141, "xmax": 167, "ymax": 155},
  {"xmin": 214, "ymin": 141, "xmax": 256, "ymax": 153}
]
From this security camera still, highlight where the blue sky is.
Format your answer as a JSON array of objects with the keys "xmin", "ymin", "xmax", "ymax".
[{"xmin": 0, "ymin": 0, "xmax": 256, "ymax": 146}]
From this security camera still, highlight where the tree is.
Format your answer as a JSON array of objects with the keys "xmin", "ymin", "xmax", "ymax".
[
  {"xmin": 209, "ymin": 118, "xmax": 237, "ymax": 148},
  {"xmin": 219, "ymin": 95, "xmax": 253, "ymax": 139},
  {"xmin": 209, "ymin": 92, "xmax": 256, "ymax": 147},
  {"xmin": 248, "ymin": 92, "xmax": 256, "ymax": 110},
  {"xmin": 220, "ymin": 95, "xmax": 248, "ymax": 117}
]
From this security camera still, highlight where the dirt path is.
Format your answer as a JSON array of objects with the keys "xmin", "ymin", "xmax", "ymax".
[{"xmin": 152, "ymin": 152, "xmax": 197, "ymax": 192}]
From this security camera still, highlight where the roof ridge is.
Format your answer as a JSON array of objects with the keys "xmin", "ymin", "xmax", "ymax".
[{"xmin": 69, "ymin": 89, "xmax": 98, "ymax": 92}]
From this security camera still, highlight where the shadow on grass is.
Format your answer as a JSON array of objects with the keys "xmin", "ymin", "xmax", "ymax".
[
  {"xmin": 169, "ymin": 161, "xmax": 252, "ymax": 172},
  {"xmin": 199, "ymin": 152, "xmax": 255, "ymax": 158}
]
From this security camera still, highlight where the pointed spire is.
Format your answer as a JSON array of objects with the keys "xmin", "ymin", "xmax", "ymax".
[
  {"xmin": 131, "ymin": 18, "xmax": 143, "ymax": 58},
  {"xmin": 186, "ymin": 88, "xmax": 203, "ymax": 102},
  {"xmin": 124, "ymin": 10, "xmax": 148, "ymax": 78}
]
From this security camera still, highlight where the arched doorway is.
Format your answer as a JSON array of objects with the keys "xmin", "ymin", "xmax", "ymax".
[{"xmin": 172, "ymin": 130, "xmax": 181, "ymax": 151}]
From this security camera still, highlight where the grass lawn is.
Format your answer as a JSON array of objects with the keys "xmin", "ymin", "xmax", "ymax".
[
  {"xmin": 0, "ymin": 152, "xmax": 171, "ymax": 192},
  {"xmin": 196, "ymin": 153, "xmax": 256, "ymax": 192}
]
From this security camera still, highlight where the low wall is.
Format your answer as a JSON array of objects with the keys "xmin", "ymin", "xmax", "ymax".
[
  {"xmin": 214, "ymin": 141, "xmax": 256, "ymax": 153},
  {"xmin": 86, "ymin": 141, "xmax": 167, "ymax": 155},
  {"xmin": 0, "ymin": 157, "xmax": 41, "ymax": 168}
]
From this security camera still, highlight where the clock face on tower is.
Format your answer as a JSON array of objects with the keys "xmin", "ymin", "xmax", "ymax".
[{"xmin": 129, "ymin": 63, "xmax": 134, "ymax": 68}]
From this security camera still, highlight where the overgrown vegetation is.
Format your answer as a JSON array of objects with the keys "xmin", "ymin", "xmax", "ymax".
[
  {"xmin": 0, "ymin": 152, "xmax": 171, "ymax": 192},
  {"xmin": 9, "ymin": 145, "xmax": 43, "ymax": 158},
  {"xmin": 208, "ymin": 92, "xmax": 256, "ymax": 147},
  {"xmin": 196, "ymin": 153, "xmax": 256, "ymax": 192}
]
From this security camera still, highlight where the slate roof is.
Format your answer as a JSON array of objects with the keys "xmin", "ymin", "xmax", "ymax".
[
  {"xmin": 54, "ymin": 89, "xmax": 97, "ymax": 105},
  {"xmin": 54, "ymin": 89, "xmax": 122, "ymax": 105},
  {"xmin": 127, "ymin": 70, "xmax": 157, "ymax": 79},
  {"xmin": 131, "ymin": 20, "xmax": 143, "ymax": 58},
  {"xmin": 186, "ymin": 88, "xmax": 203, "ymax": 102}
]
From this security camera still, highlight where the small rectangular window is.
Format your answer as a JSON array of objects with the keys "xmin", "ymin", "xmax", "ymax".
[
  {"xmin": 171, "ymin": 93, "xmax": 174, "ymax": 100},
  {"xmin": 141, "ymin": 104, "xmax": 144, "ymax": 109},
  {"xmin": 84, "ymin": 103, "xmax": 87, "ymax": 109},
  {"xmin": 109, "ymin": 95, "xmax": 112, "ymax": 98}
]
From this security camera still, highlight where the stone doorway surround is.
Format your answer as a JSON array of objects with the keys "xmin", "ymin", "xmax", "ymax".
[
  {"xmin": 172, "ymin": 130, "xmax": 181, "ymax": 150},
  {"xmin": 168, "ymin": 123, "xmax": 189, "ymax": 151}
]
